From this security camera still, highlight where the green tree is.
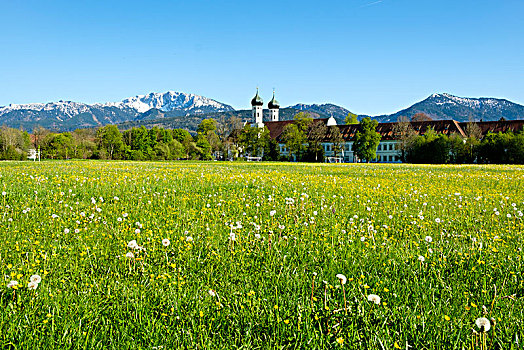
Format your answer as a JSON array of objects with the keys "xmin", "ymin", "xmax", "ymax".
[
  {"xmin": 195, "ymin": 133, "xmax": 212, "ymax": 160},
  {"xmin": 168, "ymin": 139, "xmax": 185, "ymax": 160},
  {"xmin": 353, "ymin": 117, "xmax": 381, "ymax": 162},
  {"xmin": 345, "ymin": 112, "xmax": 359, "ymax": 125},
  {"xmin": 96, "ymin": 125, "xmax": 124, "ymax": 160},
  {"xmin": 329, "ymin": 126, "xmax": 344, "ymax": 158},
  {"xmin": 294, "ymin": 112, "xmax": 313, "ymax": 133},
  {"xmin": 41, "ymin": 133, "xmax": 74, "ymax": 159},
  {"xmin": 263, "ymin": 137, "xmax": 280, "ymax": 161},
  {"xmin": 238, "ymin": 125, "xmax": 269, "ymax": 158},
  {"xmin": 405, "ymin": 127, "xmax": 451, "ymax": 164},
  {"xmin": 281, "ymin": 123, "xmax": 306, "ymax": 161},
  {"xmin": 172, "ymin": 129, "xmax": 193, "ymax": 158},
  {"xmin": 153, "ymin": 142, "xmax": 170, "ymax": 160},
  {"xmin": 306, "ymin": 121, "xmax": 327, "ymax": 162},
  {"xmin": 197, "ymin": 119, "xmax": 217, "ymax": 134},
  {"xmin": 507, "ymin": 130, "xmax": 524, "ymax": 164}
]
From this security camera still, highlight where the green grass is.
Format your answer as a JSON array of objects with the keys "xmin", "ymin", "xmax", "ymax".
[{"xmin": 0, "ymin": 161, "xmax": 523, "ymax": 349}]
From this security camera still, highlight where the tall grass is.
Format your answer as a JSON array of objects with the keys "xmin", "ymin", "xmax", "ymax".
[{"xmin": 0, "ymin": 161, "xmax": 522, "ymax": 349}]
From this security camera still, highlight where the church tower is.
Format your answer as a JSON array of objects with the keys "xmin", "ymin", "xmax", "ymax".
[
  {"xmin": 251, "ymin": 88, "xmax": 264, "ymax": 127},
  {"xmin": 268, "ymin": 91, "xmax": 280, "ymax": 122}
]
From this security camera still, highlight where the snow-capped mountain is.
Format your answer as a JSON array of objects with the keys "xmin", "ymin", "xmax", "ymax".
[
  {"xmin": 116, "ymin": 91, "xmax": 234, "ymax": 114},
  {"xmin": 0, "ymin": 92, "xmax": 234, "ymax": 130},
  {"xmin": 373, "ymin": 93, "xmax": 524, "ymax": 122}
]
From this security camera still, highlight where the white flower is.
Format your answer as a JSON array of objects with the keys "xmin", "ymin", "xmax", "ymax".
[
  {"xmin": 475, "ymin": 317, "xmax": 491, "ymax": 332},
  {"xmin": 367, "ymin": 294, "xmax": 381, "ymax": 305},
  {"xmin": 1, "ymin": 191, "xmax": 6, "ymax": 196},
  {"xmin": 336, "ymin": 274, "xmax": 347, "ymax": 285},
  {"xmin": 125, "ymin": 252, "xmax": 135, "ymax": 259},
  {"xmin": 254, "ymin": 233, "xmax": 261, "ymax": 239},
  {"xmin": 127, "ymin": 240, "xmax": 139, "ymax": 249},
  {"xmin": 30, "ymin": 275, "xmax": 42, "ymax": 284},
  {"xmin": 7, "ymin": 280, "xmax": 18, "ymax": 288},
  {"xmin": 186, "ymin": 236, "xmax": 193, "ymax": 242},
  {"xmin": 135, "ymin": 228, "xmax": 141, "ymax": 234},
  {"xmin": 418, "ymin": 255, "xmax": 425, "ymax": 262},
  {"xmin": 28, "ymin": 281, "xmax": 39, "ymax": 290},
  {"xmin": 229, "ymin": 232, "xmax": 236, "ymax": 241},
  {"xmin": 435, "ymin": 218, "xmax": 441, "ymax": 223},
  {"xmin": 425, "ymin": 236, "xmax": 433, "ymax": 243},
  {"xmin": 162, "ymin": 238, "xmax": 171, "ymax": 247},
  {"xmin": 208, "ymin": 289, "xmax": 216, "ymax": 297},
  {"xmin": 64, "ymin": 228, "xmax": 70, "ymax": 234},
  {"xmin": 270, "ymin": 210, "xmax": 276, "ymax": 217},
  {"xmin": 360, "ymin": 237, "xmax": 366, "ymax": 242},
  {"xmin": 428, "ymin": 248, "xmax": 433, "ymax": 254}
]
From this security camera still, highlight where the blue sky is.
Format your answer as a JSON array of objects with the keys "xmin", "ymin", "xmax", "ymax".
[{"xmin": 1, "ymin": 0, "xmax": 523, "ymax": 115}]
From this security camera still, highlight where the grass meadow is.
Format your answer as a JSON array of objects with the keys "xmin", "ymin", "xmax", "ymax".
[{"xmin": 0, "ymin": 161, "xmax": 523, "ymax": 349}]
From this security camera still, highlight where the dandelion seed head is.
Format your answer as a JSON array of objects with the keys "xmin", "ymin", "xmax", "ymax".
[
  {"xmin": 336, "ymin": 274, "xmax": 347, "ymax": 285},
  {"xmin": 30, "ymin": 275, "xmax": 41, "ymax": 284},
  {"xmin": 475, "ymin": 317, "xmax": 491, "ymax": 332},
  {"xmin": 367, "ymin": 294, "xmax": 381, "ymax": 305}
]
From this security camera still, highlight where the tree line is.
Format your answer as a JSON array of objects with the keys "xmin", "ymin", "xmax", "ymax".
[
  {"xmin": 0, "ymin": 112, "xmax": 523, "ymax": 164},
  {"xmin": 394, "ymin": 117, "xmax": 524, "ymax": 164},
  {"xmin": 0, "ymin": 117, "xmax": 243, "ymax": 161}
]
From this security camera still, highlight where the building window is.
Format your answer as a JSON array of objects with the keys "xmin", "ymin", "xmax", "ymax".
[{"xmin": 378, "ymin": 144, "xmax": 382, "ymax": 151}]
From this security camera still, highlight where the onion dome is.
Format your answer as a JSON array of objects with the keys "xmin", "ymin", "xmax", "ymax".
[
  {"xmin": 268, "ymin": 92, "xmax": 280, "ymax": 109},
  {"xmin": 251, "ymin": 89, "xmax": 264, "ymax": 106}
]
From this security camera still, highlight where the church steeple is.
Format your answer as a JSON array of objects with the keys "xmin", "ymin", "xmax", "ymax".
[
  {"xmin": 268, "ymin": 90, "xmax": 280, "ymax": 122},
  {"xmin": 251, "ymin": 88, "xmax": 264, "ymax": 127},
  {"xmin": 251, "ymin": 88, "xmax": 264, "ymax": 106}
]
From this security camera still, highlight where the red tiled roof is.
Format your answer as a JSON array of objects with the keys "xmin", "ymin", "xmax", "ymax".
[
  {"xmin": 255, "ymin": 119, "xmax": 523, "ymax": 143},
  {"xmin": 264, "ymin": 119, "xmax": 330, "ymax": 141},
  {"xmin": 459, "ymin": 120, "xmax": 524, "ymax": 136},
  {"xmin": 267, "ymin": 119, "xmax": 467, "ymax": 142}
]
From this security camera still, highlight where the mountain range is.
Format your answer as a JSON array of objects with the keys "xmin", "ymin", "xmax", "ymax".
[{"xmin": 0, "ymin": 91, "xmax": 522, "ymax": 132}]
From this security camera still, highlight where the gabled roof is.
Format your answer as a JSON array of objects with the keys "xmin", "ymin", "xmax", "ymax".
[
  {"xmin": 256, "ymin": 119, "xmax": 523, "ymax": 143},
  {"xmin": 459, "ymin": 120, "xmax": 524, "ymax": 136},
  {"xmin": 265, "ymin": 119, "xmax": 469, "ymax": 142},
  {"xmin": 265, "ymin": 119, "xmax": 330, "ymax": 141}
]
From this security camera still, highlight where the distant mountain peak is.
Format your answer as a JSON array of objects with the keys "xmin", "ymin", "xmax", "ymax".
[
  {"xmin": 118, "ymin": 91, "xmax": 234, "ymax": 113},
  {"xmin": 0, "ymin": 91, "xmax": 235, "ymax": 131},
  {"xmin": 373, "ymin": 93, "xmax": 524, "ymax": 123}
]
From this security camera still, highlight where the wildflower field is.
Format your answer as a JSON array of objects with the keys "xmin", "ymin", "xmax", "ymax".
[{"xmin": 1, "ymin": 161, "xmax": 523, "ymax": 349}]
